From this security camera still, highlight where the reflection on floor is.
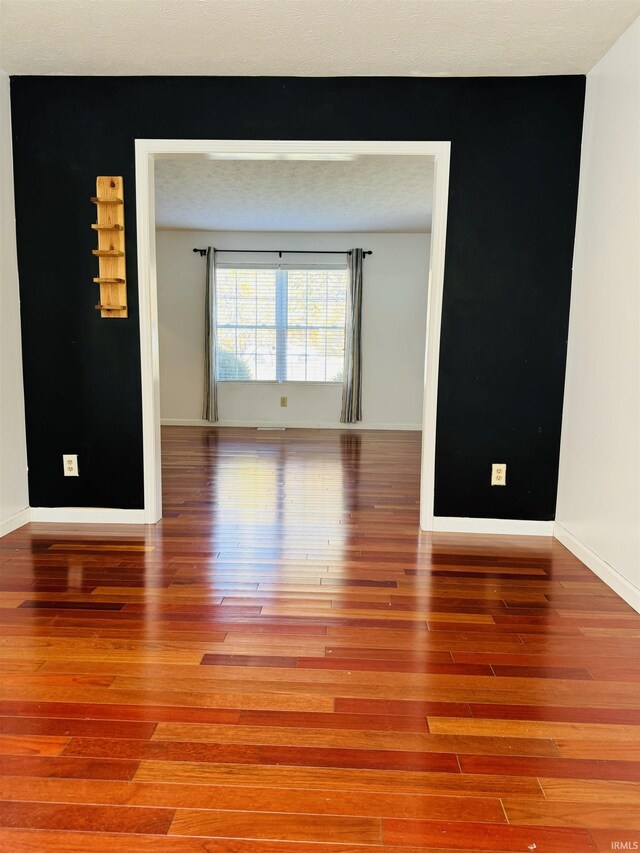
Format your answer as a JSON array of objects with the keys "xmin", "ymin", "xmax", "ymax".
[{"xmin": 0, "ymin": 425, "xmax": 638, "ymax": 851}]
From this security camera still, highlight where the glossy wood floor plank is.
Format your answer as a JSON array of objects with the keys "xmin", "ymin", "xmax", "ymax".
[
  {"xmin": 502, "ymin": 798, "xmax": 640, "ymax": 829},
  {"xmin": 0, "ymin": 776, "xmax": 507, "ymax": 822},
  {"xmin": 0, "ymin": 800, "xmax": 174, "ymax": 834},
  {"xmin": 538, "ymin": 777, "xmax": 640, "ymax": 804},
  {"xmin": 168, "ymin": 808, "xmax": 383, "ymax": 844},
  {"xmin": 150, "ymin": 721, "xmax": 558, "ymax": 757},
  {"xmin": 383, "ymin": 817, "xmax": 597, "ymax": 851},
  {"xmin": 0, "ymin": 829, "xmax": 510, "ymax": 853},
  {"xmin": 0, "ymin": 425, "xmax": 638, "ymax": 851},
  {"xmin": 132, "ymin": 760, "xmax": 545, "ymax": 798}
]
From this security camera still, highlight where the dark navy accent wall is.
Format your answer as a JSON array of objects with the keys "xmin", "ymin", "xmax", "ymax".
[{"xmin": 10, "ymin": 76, "xmax": 584, "ymax": 517}]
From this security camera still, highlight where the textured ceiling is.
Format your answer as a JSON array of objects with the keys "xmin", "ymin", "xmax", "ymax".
[
  {"xmin": 154, "ymin": 156, "xmax": 434, "ymax": 232},
  {"xmin": 1, "ymin": 0, "xmax": 638, "ymax": 76}
]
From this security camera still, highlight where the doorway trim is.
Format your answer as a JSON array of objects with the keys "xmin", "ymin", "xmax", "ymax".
[{"xmin": 135, "ymin": 139, "xmax": 451, "ymax": 528}]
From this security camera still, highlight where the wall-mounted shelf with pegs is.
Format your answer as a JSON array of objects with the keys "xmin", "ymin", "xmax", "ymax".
[{"xmin": 91, "ymin": 177, "xmax": 127, "ymax": 318}]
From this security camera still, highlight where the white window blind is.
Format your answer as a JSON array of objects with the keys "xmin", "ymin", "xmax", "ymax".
[{"xmin": 215, "ymin": 265, "xmax": 348, "ymax": 383}]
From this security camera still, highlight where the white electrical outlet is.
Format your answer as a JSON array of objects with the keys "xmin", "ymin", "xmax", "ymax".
[
  {"xmin": 280, "ymin": 396, "xmax": 288, "ymax": 407},
  {"xmin": 63, "ymin": 454, "xmax": 79, "ymax": 477},
  {"xmin": 491, "ymin": 463, "xmax": 506, "ymax": 486}
]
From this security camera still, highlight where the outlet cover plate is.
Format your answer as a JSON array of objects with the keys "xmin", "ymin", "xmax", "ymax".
[
  {"xmin": 63, "ymin": 454, "xmax": 79, "ymax": 477},
  {"xmin": 491, "ymin": 463, "xmax": 506, "ymax": 486}
]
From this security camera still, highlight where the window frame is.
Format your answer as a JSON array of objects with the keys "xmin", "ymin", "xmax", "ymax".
[{"xmin": 215, "ymin": 261, "xmax": 348, "ymax": 385}]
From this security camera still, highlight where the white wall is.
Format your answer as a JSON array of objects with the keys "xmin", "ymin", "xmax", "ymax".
[
  {"xmin": 555, "ymin": 18, "xmax": 640, "ymax": 611},
  {"xmin": 156, "ymin": 229, "xmax": 430, "ymax": 428},
  {"xmin": 0, "ymin": 71, "xmax": 29, "ymax": 535}
]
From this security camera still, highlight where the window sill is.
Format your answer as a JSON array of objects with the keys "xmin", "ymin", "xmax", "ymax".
[{"xmin": 218, "ymin": 381, "xmax": 343, "ymax": 387}]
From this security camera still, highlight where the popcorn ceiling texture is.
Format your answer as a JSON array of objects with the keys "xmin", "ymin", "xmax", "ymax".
[
  {"xmin": 1, "ymin": 0, "xmax": 638, "ymax": 76},
  {"xmin": 154, "ymin": 156, "xmax": 434, "ymax": 232}
]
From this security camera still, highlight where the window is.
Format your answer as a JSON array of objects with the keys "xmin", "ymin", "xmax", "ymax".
[{"xmin": 216, "ymin": 265, "xmax": 348, "ymax": 382}]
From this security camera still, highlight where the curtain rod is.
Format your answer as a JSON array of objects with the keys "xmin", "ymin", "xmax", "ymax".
[{"xmin": 192, "ymin": 248, "xmax": 372, "ymax": 258}]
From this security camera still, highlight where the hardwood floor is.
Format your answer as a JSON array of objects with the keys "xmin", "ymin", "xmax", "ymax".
[{"xmin": 0, "ymin": 425, "xmax": 638, "ymax": 852}]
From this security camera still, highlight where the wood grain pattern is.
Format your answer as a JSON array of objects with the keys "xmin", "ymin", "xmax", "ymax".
[
  {"xmin": 150, "ymin": 721, "xmax": 559, "ymax": 757},
  {"xmin": 383, "ymin": 817, "xmax": 598, "ymax": 851},
  {"xmin": 502, "ymin": 798, "xmax": 640, "ymax": 829},
  {"xmin": 0, "ymin": 829, "xmax": 503, "ymax": 853},
  {"xmin": 0, "ymin": 776, "xmax": 508, "ymax": 821},
  {"xmin": 0, "ymin": 735, "xmax": 68, "ymax": 757},
  {"xmin": 133, "ymin": 759, "xmax": 545, "ymax": 797},
  {"xmin": 168, "ymin": 809, "xmax": 382, "ymax": 843},
  {"xmin": 0, "ymin": 800, "xmax": 173, "ymax": 834},
  {"xmin": 0, "ymin": 426, "xmax": 638, "ymax": 850},
  {"xmin": 538, "ymin": 778, "xmax": 640, "ymax": 804}
]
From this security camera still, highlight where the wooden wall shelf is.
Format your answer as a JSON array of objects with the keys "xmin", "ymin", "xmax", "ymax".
[
  {"xmin": 92, "ymin": 177, "xmax": 127, "ymax": 318},
  {"xmin": 90, "ymin": 196, "xmax": 123, "ymax": 205}
]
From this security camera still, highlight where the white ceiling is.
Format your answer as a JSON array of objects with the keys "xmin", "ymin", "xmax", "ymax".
[
  {"xmin": 0, "ymin": 0, "xmax": 637, "ymax": 77},
  {"xmin": 155, "ymin": 156, "xmax": 434, "ymax": 232}
]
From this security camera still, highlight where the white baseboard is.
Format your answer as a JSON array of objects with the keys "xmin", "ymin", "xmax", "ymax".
[
  {"xmin": 161, "ymin": 418, "xmax": 421, "ymax": 431},
  {"xmin": 161, "ymin": 419, "xmax": 210, "ymax": 426},
  {"xmin": 554, "ymin": 522, "xmax": 640, "ymax": 613},
  {"xmin": 433, "ymin": 516, "xmax": 555, "ymax": 536},
  {"xmin": 0, "ymin": 507, "xmax": 30, "ymax": 537},
  {"xmin": 29, "ymin": 508, "xmax": 147, "ymax": 525}
]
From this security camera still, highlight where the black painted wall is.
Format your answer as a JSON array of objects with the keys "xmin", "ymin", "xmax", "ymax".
[{"xmin": 10, "ymin": 76, "xmax": 584, "ymax": 518}]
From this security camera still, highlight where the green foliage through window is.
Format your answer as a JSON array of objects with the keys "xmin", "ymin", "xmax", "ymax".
[{"xmin": 216, "ymin": 350, "xmax": 252, "ymax": 381}]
